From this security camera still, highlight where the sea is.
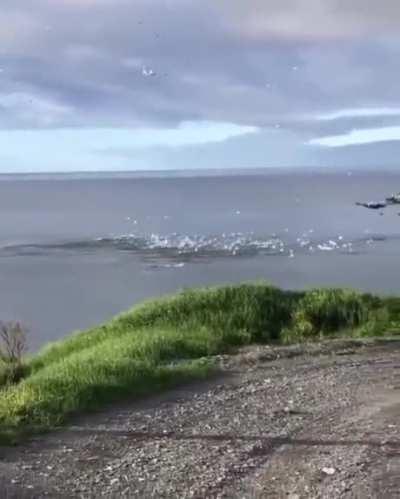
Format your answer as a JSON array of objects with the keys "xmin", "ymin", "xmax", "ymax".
[{"xmin": 1, "ymin": 167, "xmax": 400, "ymax": 350}]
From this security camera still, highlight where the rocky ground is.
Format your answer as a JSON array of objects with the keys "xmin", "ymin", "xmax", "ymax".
[{"xmin": 1, "ymin": 339, "xmax": 400, "ymax": 498}]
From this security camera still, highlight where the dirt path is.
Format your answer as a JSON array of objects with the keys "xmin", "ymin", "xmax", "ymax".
[{"xmin": 2, "ymin": 340, "xmax": 400, "ymax": 498}]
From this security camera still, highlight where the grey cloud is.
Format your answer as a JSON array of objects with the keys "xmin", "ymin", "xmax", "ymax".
[
  {"xmin": 218, "ymin": 0, "xmax": 400, "ymax": 40},
  {"xmin": 0, "ymin": 0, "xmax": 400, "ymax": 139},
  {"xmin": 96, "ymin": 129, "xmax": 312, "ymax": 170}
]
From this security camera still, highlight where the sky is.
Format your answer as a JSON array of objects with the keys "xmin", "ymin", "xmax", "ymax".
[{"xmin": 2, "ymin": 0, "xmax": 400, "ymax": 172}]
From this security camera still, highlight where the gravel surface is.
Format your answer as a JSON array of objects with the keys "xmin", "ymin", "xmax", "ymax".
[{"xmin": 1, "ymin": 339, "xmax": 400, "ymax": 498}]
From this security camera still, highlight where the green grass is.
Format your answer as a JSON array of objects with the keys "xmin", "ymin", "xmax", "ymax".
[{"xmin": 1, "ymin": 282, "xmax": 399, "ymax": 444}]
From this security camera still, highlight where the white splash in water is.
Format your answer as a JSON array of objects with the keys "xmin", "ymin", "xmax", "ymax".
[{"xmin": 317, "ymin": 243, "xmax": 335, "ymax": 251}]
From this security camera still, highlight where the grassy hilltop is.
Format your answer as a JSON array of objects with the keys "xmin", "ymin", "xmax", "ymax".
[{"xmin": 1, "ymin": 283, "xmax": 400, "ymax": 444}]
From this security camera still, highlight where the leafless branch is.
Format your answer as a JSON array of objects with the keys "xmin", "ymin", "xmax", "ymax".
[{"xmin": 0, "ymin": 321, "xmax": 27, "ymax": 364}]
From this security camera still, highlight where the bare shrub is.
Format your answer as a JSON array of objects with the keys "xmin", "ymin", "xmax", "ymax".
[{"xmin": 0, "ymin": 321, "xmax": 27, "ymax": 364}]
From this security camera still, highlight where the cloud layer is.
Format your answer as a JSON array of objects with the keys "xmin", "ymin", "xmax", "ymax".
[{"xmin": 1, "ymin": 1, "xmax": 400, "ymax": 170}]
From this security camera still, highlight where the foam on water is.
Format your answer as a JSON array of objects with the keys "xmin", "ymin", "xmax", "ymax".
[{"xmin": 0, "ymin": 230, "xmax": 391, "ymax": 265}]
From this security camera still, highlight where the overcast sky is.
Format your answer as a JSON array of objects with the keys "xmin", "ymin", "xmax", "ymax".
[{"xmin": 2, "ymin": 0, "xmax": 400, "ymax": 172}]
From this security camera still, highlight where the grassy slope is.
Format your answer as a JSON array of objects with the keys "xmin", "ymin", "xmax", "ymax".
[{"xmin": 0, "ymin": 283, "xmax": 399, "ymax": 444}]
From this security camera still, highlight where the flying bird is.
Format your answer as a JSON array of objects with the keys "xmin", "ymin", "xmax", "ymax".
[
  {"xmin": 386, "ymin": 193, "xmax": 400, "ymax": 204},
  {"xmin": 356, "ymin": 201, "xmax": 387, "ymax": 210},
  {"xmin": 142, "ymin": 67, "xmax": 156, "ymax": 77}
]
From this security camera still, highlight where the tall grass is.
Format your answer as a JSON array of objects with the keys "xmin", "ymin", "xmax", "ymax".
[
  {"xmin": 30, "ymin": 284, "xmax": 297, "ymax": 372},
  {"xmin": 0, "ymin": 283, "xmax": 398, "ymax": 443},
  {"xmin": 283, "ymin": 289, "xmax": 368, "ymax": 342}
]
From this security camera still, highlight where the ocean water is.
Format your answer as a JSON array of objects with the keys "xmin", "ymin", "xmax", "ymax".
[{"xmin": 1, "ymin": 168, "xmax": 400, "ymax": 350}]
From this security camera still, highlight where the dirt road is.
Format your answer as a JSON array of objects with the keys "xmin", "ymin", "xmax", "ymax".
[{"xmin": 1, "ymin": 339, "xmax": 400, "ymax": 498}]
